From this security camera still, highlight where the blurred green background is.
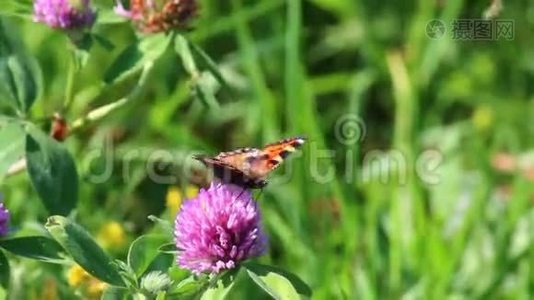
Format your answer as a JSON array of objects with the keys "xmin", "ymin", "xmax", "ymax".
[{"xmin": 1, "ymin": 0, "xmax": 534, "ymax": 298}]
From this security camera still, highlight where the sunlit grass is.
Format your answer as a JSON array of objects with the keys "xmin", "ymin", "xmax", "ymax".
[{"xmin": 1, "ymin": 0, "xmax": 533, "ymax": 298}]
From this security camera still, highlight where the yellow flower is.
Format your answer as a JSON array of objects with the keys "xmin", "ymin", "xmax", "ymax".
[
  {"xmin": 166, "ymin": 185, "xmax": 198, "ymax": 217},
  {"xmin": 97, "ymin": 221, "xmax": 126, "ymax": 250},
  {"xmin": 67, "ymin": 264, "xmax": 88, "ymax": 287},
  {"xmin": 67, "ymin": 264, "xmax": 107, "ymax": 300},
  {"xmin": 472, "ymin": 105, "xmax": 493, "ymax": 131},
  {"xmin": 87, "ymin": 279, "xmax": 107, "ymax": 299}
]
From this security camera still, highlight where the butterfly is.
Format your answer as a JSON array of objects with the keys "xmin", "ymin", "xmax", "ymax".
[{"xmin": 194, "ymin": 136, "xmax": 306, "ymax": 189}]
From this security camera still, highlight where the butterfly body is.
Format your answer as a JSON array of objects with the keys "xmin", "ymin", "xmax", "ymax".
[{"xmin": 194, "ymin": 137, "xmax": 306, "ymax": 189}]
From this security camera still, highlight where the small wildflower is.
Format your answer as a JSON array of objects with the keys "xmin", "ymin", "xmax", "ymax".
[
  {"xmin": 174, "ymin": 182, "xmax": 267, "ymax": 274},
  {"xmin": 166, "ymin": 185, "xmax": 198, "ymax": 217},
  {"xmin": 97, "ymin": 221, "xmax": 126, "ymax": 249},
  {"xmin": 141, "ymin": 271, "xmax": 173, "ymax": 294},
  {"xmin": 115, "ymin": 0, "xmax": 198, "ymax": 33},
  {"xmin": 0, "ymin": 201, "xmax": 10, "ymax": 236},
  {"xmin": 86, "ymin": 281, "xmax": 107, "ymax": 299},
  {"xmin": 67, "ymin": 264, "xmax": 107, "ymax": 299},
  {"xmin": 67, "ymin": 264, "xmax": 87, "ymax": 287},
  {"xmin": 33, "ymin": 0, "xmax": 96, "ymax": 30},
  {"xmin": 491, "ymin": 153, "xmax": 516, "ymax": 173}
]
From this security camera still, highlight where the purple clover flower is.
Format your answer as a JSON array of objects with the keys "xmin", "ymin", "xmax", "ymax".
[
  {"xmin": 174, "ymin": 182, "xmax": 267, "ymax": 274},
  {"xmin": 114, "ymin": 0, "xmax": 198, "ymax": 33},
  {"xmin": 33, "ymin": 0, "xmax": 96, "ymax": 30},
  {"xmin": 0, "ymin": 202, "xmax": 9, "ymax": 236}
]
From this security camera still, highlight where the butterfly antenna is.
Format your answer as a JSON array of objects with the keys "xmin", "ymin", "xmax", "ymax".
[{"xmin": 235, "ymin": 187, "xmax": 246, "ymax": 201}]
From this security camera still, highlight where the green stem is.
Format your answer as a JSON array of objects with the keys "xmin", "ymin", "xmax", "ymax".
[
  {"xmin": 5, "ymin": 62, "xmax": 154, "ymax": 179},
  {"xmin": 70, "ymin": 61, "xmax": 154, "ymax": 133},
  {"xmin": 387, "ymin": 51, "xmax": 420, "ymax": 295},
  {"xmin": 63, "ymin": 50, "xmax": 77, "ymax": 112}
]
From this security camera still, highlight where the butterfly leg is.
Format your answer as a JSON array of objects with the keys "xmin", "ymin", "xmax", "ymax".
[{"xmin": 254, "ymin": 188, "xmax": 264, "ymax": 201}]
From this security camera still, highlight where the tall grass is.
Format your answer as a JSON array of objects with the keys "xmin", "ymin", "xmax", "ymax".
[{"xmin": 1, "ymin": 0, "xmax": 533, "ymax": 298}]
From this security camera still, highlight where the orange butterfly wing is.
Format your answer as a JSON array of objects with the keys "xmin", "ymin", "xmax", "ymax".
[
  {"xmin": 249, "ymin": 136, "xmax": 307, "ymax": 178},
  {"xmin": 194, "ymin": 136, "xmax": 306, "ymax": 189},
  {"xmin": 216, "ymin": 147, "xmax": 263, "ymax": 178},
  {"xmin": 195, "ymin": 148, "xmax": 266, "ymax": 188}
]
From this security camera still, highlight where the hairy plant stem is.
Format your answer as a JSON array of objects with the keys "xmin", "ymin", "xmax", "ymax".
[
  {"xmin": 62, "ymin": 50, "xmax": 77, "ymax": 112},
  {"xmin": 5, "ymin": 61, "xmax": 155, "ymax": 177}
]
